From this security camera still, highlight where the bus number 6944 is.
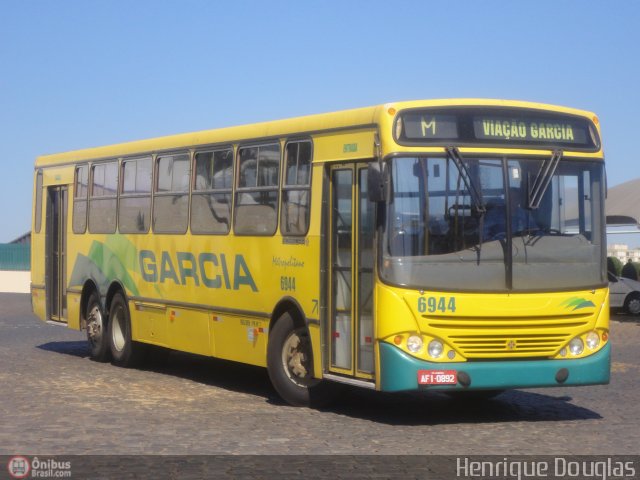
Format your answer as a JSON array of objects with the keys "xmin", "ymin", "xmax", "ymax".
[
  {"xmin": 418, "ymin": 296, "xmax": 456, "ymax": 313},
  {"xmin": 280, "ymin": 276, "xmax": 296, "ymax": 292}
]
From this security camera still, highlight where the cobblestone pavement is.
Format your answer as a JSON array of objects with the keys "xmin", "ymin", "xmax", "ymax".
[{"xmin": 1, "ymin": 293, "xmax": 638, "ymax": 456}]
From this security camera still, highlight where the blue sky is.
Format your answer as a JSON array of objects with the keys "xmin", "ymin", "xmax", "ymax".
[{"xmin": 1, "ymin": 1, "xmax": 639, "ymax": 244}]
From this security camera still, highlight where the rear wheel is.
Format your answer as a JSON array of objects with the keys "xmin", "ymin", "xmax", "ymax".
[
  {"xmin": 624, "ymin": 292, "xmax": 640, "ymax": 315},
  {"xmin": 86, "ymin": 291, "xmax": 110, "ymax": 362},
  {"xmin": 267, "ymin": 312, "xmax": 338, "ymax": 407},
  {"xmin": 108, "ymin": 292, "xmax": 144, "ymax": 367}
]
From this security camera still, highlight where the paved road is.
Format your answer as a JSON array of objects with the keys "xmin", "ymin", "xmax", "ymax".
[{"xmin": 1, "ymin": 293, "xmax": 638, "ymax": 456}]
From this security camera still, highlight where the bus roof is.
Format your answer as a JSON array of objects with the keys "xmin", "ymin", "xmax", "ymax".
[{"xmin": 35, "ymin": 99, "xmax": 598, "ymax": 167}]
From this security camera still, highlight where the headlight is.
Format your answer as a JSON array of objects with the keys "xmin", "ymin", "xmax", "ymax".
[
  {"xmin": 585, "ymin": 331, "xmax": 600, "ymax": 350},
  {"xmin": 428, "ymin": 339, "xmax": 444, "ymax": 358},
  {"xmin": 568, "ymin": 337, "xmax": 584, "ymax": 356},
  {"xmin": 407, "ymin": 335, "xmax": 423, "ymax": 353}
]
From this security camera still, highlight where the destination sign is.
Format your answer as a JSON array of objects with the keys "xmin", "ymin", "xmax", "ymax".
[
  {"xmin": 396, "ymin": 108, "xmax": 598, "ymax": 150},
  {"xmin": 473, "ymin": 117, "xmax": 587, "ymax": 144},
  {"xmin": 402, "ymin": 113, "xmax": 459, "ymax": 140}
]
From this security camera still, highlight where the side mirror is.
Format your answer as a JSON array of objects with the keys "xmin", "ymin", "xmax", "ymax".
[{"xmin": 367, "ymin": 162, "xmax": 387, "ymax": 203}]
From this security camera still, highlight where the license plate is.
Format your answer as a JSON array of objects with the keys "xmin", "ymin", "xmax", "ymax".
[{"xmin": 417, "ymin": 370, "xmax": 458, "ymax": 385}]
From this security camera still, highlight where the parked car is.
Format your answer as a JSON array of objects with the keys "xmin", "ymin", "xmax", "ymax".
[{"xmin": 608, "ymin": 272, "xmax": 640, "ymax": 315}]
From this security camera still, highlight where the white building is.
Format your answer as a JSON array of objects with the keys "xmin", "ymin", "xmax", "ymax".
[{"xmin": 607, "ymin": 243, "xmax": 640, "ymax": 263}]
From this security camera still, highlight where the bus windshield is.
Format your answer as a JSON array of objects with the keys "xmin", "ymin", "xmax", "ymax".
[{"xmin": 380, "ymin": 156, "xmax": 605, "ymax": 292}]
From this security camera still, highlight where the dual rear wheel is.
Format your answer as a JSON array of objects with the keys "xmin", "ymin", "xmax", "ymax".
[
  {"xmin": 85, "ymin": 290, "xmax": 143, "ymax": 367},
  {"xmin": 86, "ymin": 291, "xmax": 109, "ymax": 362}
]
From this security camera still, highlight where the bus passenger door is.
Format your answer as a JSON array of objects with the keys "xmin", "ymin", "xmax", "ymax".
[
  {"xmin": 46, "ymin": 186, "xmax": 68, "ymax": 323},
  {"xmin": 328, "ymin": 164, "xmax": 375, "ymax": 380}
]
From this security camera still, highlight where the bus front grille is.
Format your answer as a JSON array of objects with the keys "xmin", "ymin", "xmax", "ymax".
[
  {"xmin": 448, "ymin": 334, "xmax": 570, "ymax": 357},
  {"xmin": 422, "ymin": 314, "xmax": 591, "ymax": 358}
]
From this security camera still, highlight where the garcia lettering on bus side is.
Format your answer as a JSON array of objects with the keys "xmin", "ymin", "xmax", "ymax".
[{"xmin": 139, "ymin": 250, "xmax": 258, "ymax": 291}]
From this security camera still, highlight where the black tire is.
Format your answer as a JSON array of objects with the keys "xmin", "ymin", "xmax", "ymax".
[
  {"xmin": 446, "ymin": 389, "xmax": 505, "ymax": 401},
  {"xmin": 267, "ymin": 312, "xmax": 338, "ymax": 407},
  {"xmin": 108, "ymin": 292, "xmax": 144, "ymax": 367},
  {"xmin": 624, "ymin": 292, "xmax": 640, "ymax": 315},
  {"xmin": 85, "ymin": 291, "xmax": 110, "ymax": 362}
]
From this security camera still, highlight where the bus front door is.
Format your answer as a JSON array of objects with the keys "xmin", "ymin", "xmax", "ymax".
[
  {"xmin": 46, "ymin": 186, "xmax": 68, "ymax": 323},
  {"xmin": 328, "ymin": 164, "xmax": 374, "ymax": 381}
]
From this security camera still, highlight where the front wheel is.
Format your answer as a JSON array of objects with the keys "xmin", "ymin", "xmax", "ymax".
[
  {"xmin": 108, "ymin": 292, "xmax": 144, "ymax": 367},
  {"xmin": 267, "ymin": 312, "xmax": 338, "ymax": 407}
]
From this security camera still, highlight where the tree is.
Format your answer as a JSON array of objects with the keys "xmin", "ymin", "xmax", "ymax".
[{"xmin": 607, "ymin": 256, "xmax": 622, "ymax": 276}]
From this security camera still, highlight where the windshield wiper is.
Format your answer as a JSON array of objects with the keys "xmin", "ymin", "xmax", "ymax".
[
  {"xmin": 528, "ymin": 149, "xmax": 562, "ymax": 209},
  {"xmin": 445, "ymin": 146, "xmax": 486, "ymax": 215},
  {"xmin": 446, "ymin": 146, "xmax": 486, "ymax": 265}
]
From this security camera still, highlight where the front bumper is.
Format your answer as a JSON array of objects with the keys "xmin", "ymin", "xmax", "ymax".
[{"xmin": 379, "ymin": 342, "xmax": 611, "ymax": 392}]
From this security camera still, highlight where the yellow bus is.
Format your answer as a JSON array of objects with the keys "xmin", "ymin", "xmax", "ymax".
[{"xmin": 31, "ymin": 99, "xmax": 610, "ymax": 406}]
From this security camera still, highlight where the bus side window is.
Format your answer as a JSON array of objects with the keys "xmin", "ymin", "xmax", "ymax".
[
  {"xmin": 89, "ymin": 161, "xmax": 118, "ymax": 234},
  {"xmin": 281, "ymin": 140, "xmax": 312, "ymax": 235},
  {"xmin": 153, "ymin": 153, "xmax": 190, "ymax": 234},
  {"xmin": 192, "ymin": 148, "xmax": 233, "ymax": 234},
  {"xmin": 234, "ymin": 144, "xmax": 280, "ymax": 236},
  {"xmin": 72, "ymin": 166, "xmax": 88, "ymax": 234},
  {"xmin": 119, "ymin": 157, "xmax": 152, "ymax": 233}
]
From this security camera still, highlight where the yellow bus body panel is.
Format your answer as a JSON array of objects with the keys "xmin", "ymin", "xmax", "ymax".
[{"xmin": 31, "ymin": 98, "xmax": 607, "ymax": 390}]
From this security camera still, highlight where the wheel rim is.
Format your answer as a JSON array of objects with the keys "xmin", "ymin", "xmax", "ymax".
[
  {"xmin": 87, "ymin": 305, "xmax": 103, "ymax": 346},
  {"xmin": 281, "ymin": 329, "xmax": 316, "ymax": 387},
  {"xmin": 111, "ymin": 305, "xmax": 126, "ymax": 352},
  {"xmin": 628, "ymin": 297, "xmax": 640, "ymax": 315}
]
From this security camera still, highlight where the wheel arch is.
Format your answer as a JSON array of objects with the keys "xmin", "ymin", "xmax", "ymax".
[
  {"xmin": 269, "ymin": 297, "xmax": 323, "ymax": 380},
  {"xmin": 266, "ymin": 297, "xmax": 336, "ymax": 407},
  {"xmin": 270, "ymin": 296, "xmax": 307, "ymax": 336}
]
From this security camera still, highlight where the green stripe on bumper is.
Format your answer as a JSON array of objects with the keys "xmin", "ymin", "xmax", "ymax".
[{"xmin": 379, "ymin": 342, "xmax": 610, "ymax": 392}]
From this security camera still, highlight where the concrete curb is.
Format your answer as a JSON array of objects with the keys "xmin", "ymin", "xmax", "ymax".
[{"xmin": 0, "ymin": 271, "xmax": 31, "ymax": 293}]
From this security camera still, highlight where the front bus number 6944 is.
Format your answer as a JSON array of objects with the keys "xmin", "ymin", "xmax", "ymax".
[{"xmin": 418, "ymin": 296, "xmax": 456, "ymax": 313}]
